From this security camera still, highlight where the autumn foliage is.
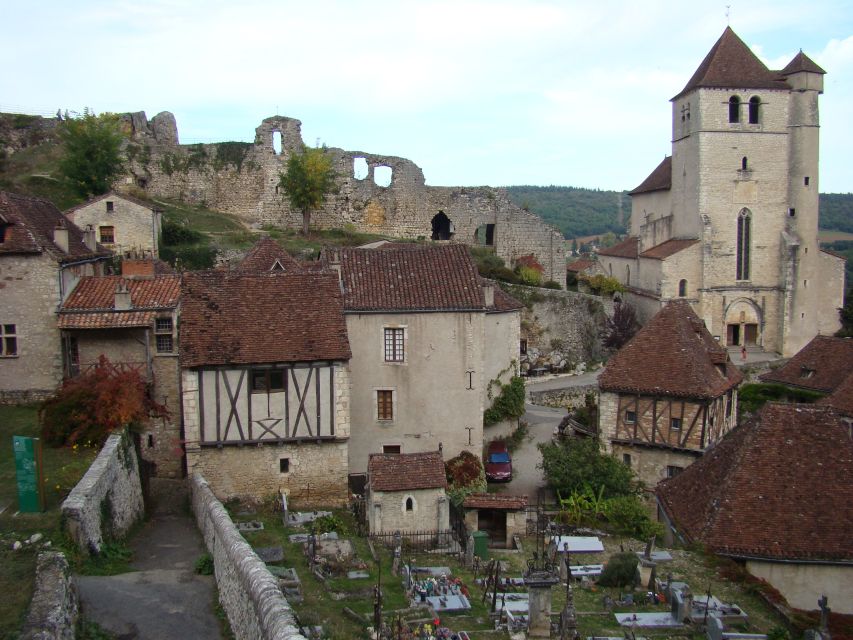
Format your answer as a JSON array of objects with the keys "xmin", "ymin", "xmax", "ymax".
[{"xmin": 40, "ymin": 356, "xmax": 168, "ymax": 447}]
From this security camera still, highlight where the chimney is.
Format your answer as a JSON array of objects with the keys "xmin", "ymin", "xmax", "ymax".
[
  {"xmin": 482, "ymin": 282, "xmax": 495, "ymax": 307},
  {"xmin": 114, "ymin": 282, "xmax": 132, "ymax": 310},
  {"xmin": 121, "ymin": 259, "xmax": 156, "ymax": 278},
  {"xmin": 83, "ymin": 224, "xmax": 97, "ymax": 252},
  {"xmin": 329, "ymin": 249, "xmax": 343, "ymax": 290},
  {"xmin": 53, "ymin": 219, "xmax": 69, "ymax": 253}
]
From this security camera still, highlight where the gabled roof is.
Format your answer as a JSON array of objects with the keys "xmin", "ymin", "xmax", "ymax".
[
  {"xmin": 491, "ymin": 285, "xmax": 523, "ymax": 313},
  {"xmin": 463, "ymin": 493, "xmax": 528, "ymax": 510},
  {"xmin": 599, "ymin": 300, "xmax": 742, "ymax": 399},
  {"xmin": 780, "ymin": 51, "xmax": 826, "ymax": 76},
  {"xmin": 64, "ymin": 191, "xmax": 162, "ymax": 214},
  {"xmin": 760, "ymin": 335, "xmax": 853, "ymax": 393},
  {"xmin": 639, "ymin": 238, "xmax": 699, "ymax": 260},
  {"xmin": 597, "ymin": 236, "xmax": 639, "ymax": 259},
  {"xmin": 673, "ymin": 27, "xmax": 790, "ymax": 101},
  {"xmin": 657, "ymin": 403, "xmax": 853, "ymax": 561},
  {"xmin": 368, "ymin": 451, "xmax": 447, "ymax": 492},
  {"xmin": 629, "ymin": 156, "xmax": 672, "ymax": 195},
  {"xmin": 819, "ymin": 371, "xmax": 853, "ymax": 416},
  {"xmin": 0, "ymin": 191, "xmax": 110, "ymax": 262},
  {"xmin": 237, "ymin": 237, "xmax": 303, "ymax": 273},
  {"xmin": 567, "ymin": 259, "xmax": 596, "ymax": 273},
  {"xmin": 180, "ymin": 270, "xmax": 351, "ymax": 367}
]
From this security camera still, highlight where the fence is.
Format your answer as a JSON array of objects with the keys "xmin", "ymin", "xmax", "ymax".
[{"xmin": 369, "ymin": 529, "xmax": 460, "ymax": 554}]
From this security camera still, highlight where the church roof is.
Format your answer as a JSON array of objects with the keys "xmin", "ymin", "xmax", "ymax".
[
  {"xmin": 760, "ymin": 335, "xmax": 853, "ymax": 393},
  {"xmin": 780, "ymin": 51, "xmax": 826, "ymax": 76},
  {"xmin": 657, "ymin": 403, "xmax": 853, "ymax": 562},
  {"xmin": 673, "ymin": 27, "xmax": 789, "ymax": 100},
  {"xmin": 639, "ymin": 238, "xmax": 698, "ymax": 260},
  {"xmin": 629, "ymin": 156, "xmax": 671, "ymax": 195},
  {"xmin": 599, "ymin": 300, "xmax": 742, "ymax": 399},
  {"xmin": 597, "ymin": 236, "xmax": 639, "ymax": 259}
]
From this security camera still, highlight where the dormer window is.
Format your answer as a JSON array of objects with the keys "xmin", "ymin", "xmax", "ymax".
[
  {"xmin": 748, "ymin": 96, "xmax": 760, "ymax": 124},
  {"xmin": 728, "ymin": 96, "xmax": 741, "ymax": 123},
  {"xmin": 800, "ymin": 367, "xmax": 815, "ymax": 379}
]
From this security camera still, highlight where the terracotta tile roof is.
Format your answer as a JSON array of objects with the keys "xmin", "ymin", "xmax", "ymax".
[
  {"xmin": 237, "ymin": 237, "xmax": 303, "ymax": 273},
  {"xmin": 819, "ymin": 371, "xmax": 853, "ymax": 416},
  {"xmin": 597, "ymin": 237, "xmax": 639, "ymax": 259},
  {"xmin": 639, "ymin": 238, "xmax": 699, "ymax": 260},
  {"xmin": 368, "ymin": 452, "xmax": 447, "ymax": 492},
  {"xmin": 760, "ymin": 335, "xmax": 853, "ymax": 393},
  {"xmin": 0, "ymin": 191, "xmax": 110, "ymax": 262},
  {"xmin": 62, "ymin": 275, "xmax": 180, "ymax": 311},
  {"xmin": 58, "ymin": 311, "xmax": 156, "ymax": 330},
  {"xmin": 491, "ymin": 284, "xmax": 523, "ymax": 313},
  {"xmin": 657, "ymin": 403, "xmax": 853, "ymax": 561},
  {"xmin": 780, "ymin": 51, "xmax": 826, "ymax": 76},
  {"xmin": 567, "ymin": 259, "xmax": 596, "ymax": 273},
  {"xmin": 337, "ymin": 244, "xmax": 488, "ymax": 312},
  {"xmin": 463, "ymin": 493, "xmax": 528, "ymax": 510},
  {"xmin": 599, "ymin": 300, "xmax": 742, "ymax": 399},
  {"xmin": 673, "ymin": 27, "xmax": 790, "ymax": 100},
  {"xmin": 64, "ymin": 191, "xmax": 162, "ymax": 214},
  {"xmin": 629, "ymin": 156, "xmax": 672, "ymax": 195},
  {"xmin": 180, "ymin": 270, "xmax": 351, "ymax": 367}
]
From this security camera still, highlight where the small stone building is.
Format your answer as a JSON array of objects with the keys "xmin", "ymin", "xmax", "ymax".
[
  {"xmin": 598, "ymin": 300, "xmax": 742, "ymax": 487},
  {"xmin": 657, "ymin": 403, "xmax": 853, "ymax": 614},
  {"xmin": 366, "ymin": 451, "xmax": 449, "ymax": 535},
  {"xmin": 462, "ymin": 493, "xmax": 527, "ymax": 549},
  {"xmin": 65, "ymin": 192, "xmax": 163, "ymax": 258}
]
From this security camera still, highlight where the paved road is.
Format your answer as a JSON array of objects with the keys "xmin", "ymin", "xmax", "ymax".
[{"xmin": 525, "ymin": 370, "xmax": 601, "ymax": 394}]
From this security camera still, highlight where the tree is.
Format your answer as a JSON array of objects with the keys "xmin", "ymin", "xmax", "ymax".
[
  {"xmin": 538, "ymin": 436, "xmax": 639, "ymax": 499},
  {"xmin": 58, "ymin": 109, "xmax": 125, "ymax": 198},
  {"xmin": 278, "ymin": 145, "xmax": 338, "ymax": 235},
  {"xmin": 603, "ymin": 301, "xmax": 640, "ymax": 350}
]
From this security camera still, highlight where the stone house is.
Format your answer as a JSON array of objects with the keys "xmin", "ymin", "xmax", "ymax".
[
  {"xmin": 0, "ymin": 191, "xmax": 111, "ymax": 402},
  {"xmin": 57, "ymin": 260, "xmax": 182, "ymax": 477},
  {"xmin": 598, "ymin": 300, "xmax": 742, "ymax": 488},
  {"xmin": 656, "ymin": 403, "xmax": 853, "ymax": 614},
  {"xmin": 179, "ymin": 265, "xmax": 352, "ymax": 506},
  {"xmin": 331, "ymin": 243, "xmax": 521, "ymax": 479},
  {"xmin": 65, "ymin": 192, "xmax": 163, "ymax": 258},
  {"xmin": 461, "ymin": 493, "xmax": 527, "ymax": 549},
  {"xmin": 366, "ymin": 451, "xmax": 449, "ymax": 535},
  {"xmin": 597, "ymin": 28, "xmax": 845, "ymax": 356},
  {"xmin": 759, "ymin": 334, "xmax": 853, "ymax": 396}
]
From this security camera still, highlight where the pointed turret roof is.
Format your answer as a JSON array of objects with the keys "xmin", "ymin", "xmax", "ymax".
[
  {"xmin": 673, "ymin": 27, "xmax": 789, "ymax": 100},
  {"xmin": 780, "ymin": 50, "xmax": 826, "ymax": 76}
]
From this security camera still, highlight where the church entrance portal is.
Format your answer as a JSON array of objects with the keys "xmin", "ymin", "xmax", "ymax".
[
  {"xmin": 726, "ymin": 322, "xmax": 758, "ymax": 346},
  {"xmin": 431, "ymin": 212, "xmax": 454, "ymax": 241}
]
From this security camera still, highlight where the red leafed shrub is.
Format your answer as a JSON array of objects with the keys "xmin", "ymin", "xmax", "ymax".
[
  {"xmin": 514, "ymin": 254, "xmax": 544, "ymax": 273},
  {"xmin": 40, "ymin": 355, "xmax": 168, "ymax": 446},
  {"xmin": 445, "ymin": 450, "xmax": 487, "ymax": 506}
]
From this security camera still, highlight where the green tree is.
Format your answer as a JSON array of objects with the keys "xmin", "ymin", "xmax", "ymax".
[
  {"xmin": 538, "ymin": 437, "xmax": 639, "ymax": 498},
  {"xmin": 58, "ymin": 110, "xmax": 125, "ymax": 198},
  {"xmin": 278, "ymin": 145, "xmax": 338, "ymax": 235}
]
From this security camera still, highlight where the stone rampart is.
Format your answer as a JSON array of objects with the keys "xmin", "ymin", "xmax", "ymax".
[
  {"xmin": 19, "ymin": 551, "xmax": 78, "ymax": 640},
  {"xmin": 61, "ymin": 430, "xmax": 144, "ymax": 553},
  {"xmin": 190, "ymin": 473, "xmax": 307, "ymax": 640}
]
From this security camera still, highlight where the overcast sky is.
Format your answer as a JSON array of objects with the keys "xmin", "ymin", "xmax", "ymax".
[{"xmin": 2, "ymin": 0, "xmax": 851, "ymax": 192}]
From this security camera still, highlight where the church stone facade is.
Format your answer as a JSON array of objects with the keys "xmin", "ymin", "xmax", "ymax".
[{"xmin": 598, "ymin": 28, "xmax": 845, "ymax": 357}]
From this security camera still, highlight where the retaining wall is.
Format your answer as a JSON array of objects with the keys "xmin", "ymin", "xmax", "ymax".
[
  {"xmin": 528, "ymin": 383, "xmax": 598, "ymax": 410},
  {"xmin": 61, "ymin": 430, "xmax": 144, "ymax": 553},
  {"xmin": 19, "ymin": 552, "xmax": 78, "ymax": 640},
  {"xmin": 190, "ymin": 473, "xmax": 307, "ymax": 640}
]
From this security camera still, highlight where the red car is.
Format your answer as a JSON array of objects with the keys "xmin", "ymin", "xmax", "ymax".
[{"xmin": 485, "ymin": 440, "xmax": 512, "ymax": 482}]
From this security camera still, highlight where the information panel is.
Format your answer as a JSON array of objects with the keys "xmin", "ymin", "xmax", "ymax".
[{"xmin": 13, "ymin": 436, "xmax": 45, "ymax": 513}]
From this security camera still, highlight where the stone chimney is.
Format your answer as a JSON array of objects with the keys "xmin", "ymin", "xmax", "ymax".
[
  {"xmin": 83, "ymin": 225, "xmax": 97, "ymax": 252},
  {"xmin": 114, "ymin": 282, "xmax": 132, "ymax": 310},
  {"xmin": 482, "ymin": 282, "xmax": 495, "ymax": 308},
  {"xmin": 53, "ymin": 219, "xmax": 69, "ymax": 253},
  {"xmin": 329, "ymin": 249, "xmax": 343, "ymax": 291}
]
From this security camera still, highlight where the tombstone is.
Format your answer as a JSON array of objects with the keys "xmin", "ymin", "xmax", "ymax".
[
  {"xmin": 465, "ymin": 534, "xmax": 475, "ymax": 568},
  {"xmin": 255, "ymin": 546, "xmax": 285, "ymax": 563},
  {"xmin": 525, "ymin": 569, "xmax": 559, "ymax": 637},
  {"xmin": 644, "ymin": 536, "xmax": 656, "ymax": 560}
]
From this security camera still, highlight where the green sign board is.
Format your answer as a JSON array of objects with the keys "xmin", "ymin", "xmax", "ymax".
[{"xmin": 13, "ymin": 436, "xmax": 45, "ymax": 513}]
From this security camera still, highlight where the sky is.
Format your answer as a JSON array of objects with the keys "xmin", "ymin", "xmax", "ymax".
[{"xmin": 2, "ymin": 0, "xmax": 852, "ymax": 193}]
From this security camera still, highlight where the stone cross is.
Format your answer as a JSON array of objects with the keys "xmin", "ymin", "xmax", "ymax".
[{"xmin": 819, "ymin": 595, "xmax": 831, "ymax": 635}]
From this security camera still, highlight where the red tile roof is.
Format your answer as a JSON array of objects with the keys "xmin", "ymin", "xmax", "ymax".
[
  {"xmin": 657, "ymin": 403, "xmax": 853, "ymax": 561},
  {"xmin": 780, "ymin": 51, "xmax": 826, "ymax": 76},
  {"xmin": 58, "ymin": 311, "xmax": 156, "ymax": 330},
  {"xmin": 491, "ymin": 284, "xmax": 523, "ymax": 313},
  {"xmin": 463, "ymin": 493, "xmax": 528, "ymax": 510},
  {"xmin": 760, "ymin": 335, "xmax": 853, "ymax": 393},
  {"xmin": 337, "ymin": 244, "xmax": 488, "ymax": 312},
  {"xmin": 819, "ymin": 371, "xmax": 853, "ymax": 416},
  {"xmin": 630, "ymin": 156, "xmax": 672, "ymax": 195},
  {"xmin": 62, "ymin": 275, "xmax": 180, "ymax": 311},
  {"xmin": 0, "ymin": 191, "xmax": 110, "ymax": 262},
  {"xmin": 599, "ymin": 301, "xmax": 742, "ymax": 399},
  {"xmin": 368, "ymin": 451, "xmax": 447, "ymax": 492},
  {"xmin": 639, "ymin": 238, "xmax": 699, "ymax": 260},
  {"xmin": 597, "ymin": 237, "xmax": 639, "ymax": 259},
  {"xmin": 238, "ymin": 237, "xmax": 303, "ymax": 273},
  {"xmin": 567, "ymin": 259, "xmax": 596, "ymax": 273},
  {"xmin": 673, "ymin": 27, "xmax": 790, "ymax": 100},
  {"xmin": 180, "ymin": 270, "xmax": 351, "ymax": 367}
]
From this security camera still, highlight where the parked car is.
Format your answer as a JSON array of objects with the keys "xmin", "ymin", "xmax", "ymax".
[{"xmin": 485, "ymin": 440, "xmax": 512, "ymax": 482}]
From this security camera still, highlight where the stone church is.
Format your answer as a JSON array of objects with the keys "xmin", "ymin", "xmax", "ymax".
[{"xmin": 598, "ymin": 27, "xmax": 845, "ymax": 357}]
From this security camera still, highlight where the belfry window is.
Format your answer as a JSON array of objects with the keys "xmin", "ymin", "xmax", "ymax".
[
  {"xmin": 748, "ymin": 96, "xmax": 760, "ymax": 124},
  {"xmin": 728, "ymin": 96, "xmax": 741, "ymax": 123},
  {"xmin": 678, "ymin": 279, "xmax": 687, "ymax": 297},
  {"xmin": 737, "ymin": 209, "xmax": 751, "ymax": 280}
]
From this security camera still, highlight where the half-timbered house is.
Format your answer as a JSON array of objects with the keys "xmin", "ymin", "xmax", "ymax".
[
  {"xmin": 598, "ymin": 300, "xmax": 742, "ymax": 487},
  {"xmin": 180, "ymin": 267, "xmax": 352, "ymax": 505}
]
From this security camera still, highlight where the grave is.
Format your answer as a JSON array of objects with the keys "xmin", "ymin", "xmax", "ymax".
[
  {"xmin": 267, "ymin": 566, "xmax": 303, "ymax": 602},
  {"xmin": 286, "ymin": 510, "xmax": 332, "ymax": 526},
  {"xmin": 255, "ymin": 546, "xmax": 285, "ymax": 563},
  {"xmin": 236, "ymin": 521, "xmax": 264, "ymax": 532},
  {"xmin": 347, "ymin": 570, "xmax": 370, "ymax": 579},
  {"xmin": 549, "ymin": 536, "xmax": 604, "ymax": 554},
  {"xmin": 315, "ymin": 538, "xmax": 354, "ymax": 561},
  {"xmin": 425, "ymin": 593, "xmax": 471, "ymax": 612},
  {"xmin": 289, "ymin": 531, "xmax": 338, "ymax": 544},
  {"xmin": 615, "ymin": 612, "xmax": 684, "ymax": 628}
]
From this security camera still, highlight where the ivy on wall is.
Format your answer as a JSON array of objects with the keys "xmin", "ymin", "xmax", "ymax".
[{"xmin": 484, "ymin": 363, "xmax": 525, "ymax": 426}]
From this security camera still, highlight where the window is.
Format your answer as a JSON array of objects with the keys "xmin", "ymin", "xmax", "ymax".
[
  {"xmin": 748, "ymin": 96, "xmax": 760, "ymax": 124},
  {"xmin": 377, "ymin": 390, "xmax": 394, "ymax": 421},
  {"xmin": 99, "ymin": 225, "xmax": 115, "ymax": 244},
  {"xmin": 670, "ymin": 417, "xmax": 682, "ymax": 431},
  {"xmin": 405, "ymin": 497, "xmax": 414, "ymax": 511},
  {"xmin": 155, "ymin": 317, "xmax": 174, "ymax": 354},
  {"xmin": 384, "ymin": 327, "xmax": 404, "ymax": 362},
  {"xmin": 789, "ymin": 208, "xmax": 796, "ymax": 217},
  {"xmin": 520, "ymin": 339, "xmax": 528, "ymax": 355},
  {"xmin": 252, "ymin": 370, "xmax": 285, "ymax": 393},
  {"xmin": 741, "ymin": 156, "xmax": 748, "ymax": 171},
  {"xmin": 156, "ymin": 334, "xmax": 173, "ymax": 353},
  {"xmin": 383, "ymin": 444, "xmax": 401, "ymax": 455},
  {"xmin": 800, "ymin": 367, "xmax": 815, "ymax": 379},
  {"xmin": 804, "ymin": 177, "xmax": 810, "ymax": 186},
  {"xmin": 666, "ymin": 465, "xmax": 683, "ymax": 478},
  {"xmin": 728, "ymin": 96, "xmax": 741, "ymax": 123},
  {"xmin": 106, "ymin": 201, "xmax": 114, "ymax": 213},
  {"xmin": 736, "ymin": 209, "xmax": 751, "ymax": 280},
  {"xmin": 678, "ymin": 279, "xmax": 687, "ymax": 297},
  {"xmin": 625, "ymin": 410, "xmax": 637, "ymax": 424},
  {"xmin": 280, "ymin": 458, "xmax": 290, "ymax": 473},
  {"xmin": 622, "ymin": 454, "xmax": 631, "ymax": 467},
  {"xmin": 1, "ymin": 324, "xmax": 17, "ymax": 357}
]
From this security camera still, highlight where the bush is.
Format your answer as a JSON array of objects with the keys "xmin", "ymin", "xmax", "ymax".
[
  {"xmin": 159, "ymin": 244, "xmax": 217, "ymax": 270},
  {"xmin": 598, "ymin": 552, "xmax": 639, "ymax": 588},
  {"xmin": 308, "ymin": 513, "xmax": 348, "ymax": 535},
  {"xmin": 581, "ymin": 274, "xmax": 625, "ymax": 296},
  {"xmin": 161, "ymin": 218, "xmax": 203, "ymax": 245},
  {"xmin": 738, "ymin": 382, "xmax": 824, "ymax": 414},
  {"xmin": 603, "ymin": 495, "xmax": 664, "ymax": 540},
  {"xmin": 445, "ymin": 450, "xmax": 486, "ymax": 507},
  {"xmin": 542, "ymin": 280, "xmax": 562, "ymax": 290},
  {"xmin": 516, "ymin": 265, "xmax": 542, "ymax": 286},
  {"xmin": 539, "ymin": 437, "xmax": 640, "ymax": 499},
  {"xmin": 195, "ymin": 553, "xmax": 214, "ymax": 575}
]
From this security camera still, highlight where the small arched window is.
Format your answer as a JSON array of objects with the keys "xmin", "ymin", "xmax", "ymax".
[
  {"xmin": 728, "ymin": 96, "xmax": 741, "ymax": 123},
  {"xmin": 405, "ymin": 497, "xmax": 414, "ymax": 512},
  {"xmin": 678, "ymin": 279, "xmax": 687, "ymax": 297},
  {"xmin": 741, "ymin": 157, "xmax": 748, "ymax": 171},
  {"xmin": 737, "ymin": 209, "xmax": 751, "ymax": 280},
  {"xmin": 748, "ymin": 96, "xmax": 760, "ymax": 124}
]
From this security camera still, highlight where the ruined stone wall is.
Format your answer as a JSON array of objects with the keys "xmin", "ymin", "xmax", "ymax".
[
  {"xmin": 19, "ymin": 552, "xmax": 78, "ymax": 640},
  {"xmin": 122, "ymin": 112, "xmax": 565, "ymax": 282}
]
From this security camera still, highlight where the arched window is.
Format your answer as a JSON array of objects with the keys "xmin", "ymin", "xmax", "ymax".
[
  {"xmin": 748, "ymin": 96, "xmax": 760, "ymax": 124},
  {"xmin": 405, "ymin": 497, "xmax": 414, "ymax": 512},
  {"xmin": 728, "ymin": 96, "xmax": 741, "ymax": 123},
  {"xmin": 678, "ymin": 279, "xmax": 687, "ymax": 297},
  {"xmin": 737, "ymin": 209, "xmax": 751, "ymax": 280},
  {"xmin": 741, "ymin": 157, "xmax": 748, "ymax": 171}
]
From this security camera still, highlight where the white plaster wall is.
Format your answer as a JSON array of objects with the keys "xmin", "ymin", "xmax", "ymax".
[{"xmin": 746, "ymin": 560, "xmax": 853, "ymax": 615}]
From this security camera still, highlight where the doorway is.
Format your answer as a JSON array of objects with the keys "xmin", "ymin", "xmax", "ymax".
[
  {"xmin": 726, "ymin": 324, "xmax": 740, "ymax": 347},
  {"xmin": 431, "ymin": 212, "xmax": 454, "ymax": 241}
]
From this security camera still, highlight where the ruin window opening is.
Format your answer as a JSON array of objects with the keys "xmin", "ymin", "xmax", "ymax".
[
  {"xmin": 736, "ymin": 209, "xmax": 751, "ymax": 280},
  {"xmin": 728, "ymin": 96, "xmax": 741, "ymax": 123},
  {"xmin": 678, "ymin": 279, "xmax": 687, "ymax": 297},
  {"xmin": 353, "ymin": 157, "xmax": 368, "ymax": 180},
  {"xmin": 272, "ymin": 131, "xmax": 282, "ymax": 156},
  {"xmin": 748, "ymin": 96, "xmax": 760, "ymax": 124},
  {"xmin": 431, "ymin": 212, "xmax": 454, "ymax": 241},
  {"xmin": 374, "ymin": 166, "xmax": 392, "ymax": 188},
  {"xmin": 474, "ymin": 223, "xmax": 495, "ymax": 246}
]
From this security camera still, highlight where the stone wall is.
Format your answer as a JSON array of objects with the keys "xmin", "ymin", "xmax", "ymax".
[
  {"xmin": 62, "ymin": 430, "xmax": 144, "ymax": 553},
  {"xmin": 65, "ymin": 195, "xmax": 161, "ymax": 258},
  {"xmin": 19, "ymin": 552, "xmax": 78, "ymax": 640},
  {"xmin": 190, "ymin": 473, "xmax": 307, "ymax": 640},
  {"xmin": 527, "ymin": 383, "xmax": 598, "ymax": 410},
  {"xmin": 368, "ymin": 487, "xmax": 449, "ymax": 535}
]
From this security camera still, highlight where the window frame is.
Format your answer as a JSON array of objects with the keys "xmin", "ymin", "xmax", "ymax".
[
  {"xmin": 624, "ymin": 410, "xmax": 637, "ymax": 425},
  {"xmin": 251, "ymin": 369, "xmax": 286, "ymax": 393},
  {"xmin": 154, "ymin": 316, "xmax": 175, "ymax": 354},
  {"xmin": 99, "ymin": 225, "xmax": 115, "ymax": 244},
  {"xmin": 748, "ymin": 96, "xmax": 760, "ymax": 124},
  {"xmin": 106, "ymin": 200, "xmax": 114, "ymax": 213},
  {"xmin": 736, "ymin": 209, "xmax": 751, "ymax": 280},
  {"xmin": 666, "ymin": 465, "xmax": 683, "ymax": 478},
  {"xmin": 728, "ymin": 95, "xmax": 741, "ymax": 123},
  {"xmin": 670, "ymin": 417, "xmax": 682, "ymax": 431},
  {"xmin": 376, "ymin": 389, "xmax": 394, "ymax": 421},
  {"xmin": 1, "ymin": 323, "xmax": 18, "ymax": 357},
  {"xmin": 383, "ymin": 326, "xmax": 405, "ymax": 363}
]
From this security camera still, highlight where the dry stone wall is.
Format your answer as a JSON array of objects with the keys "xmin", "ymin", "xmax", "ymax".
[
  {"xmin": 19, "ymin": 552, "xmax": 78, "ymax": 640},
  {"xmin": 121, "ymin": 112, "xmax": 565, "ymax": 282}
]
